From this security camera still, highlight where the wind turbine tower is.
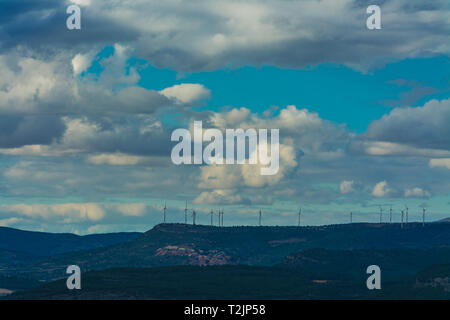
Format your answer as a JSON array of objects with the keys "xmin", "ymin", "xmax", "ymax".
[
  {"xmin": 405, "ymin": 206, "xmax": 409, "ymax": 224},
  {"xmin": 163, "ymin": 202, "xmax": 167, "ymax": 223},
  {"xmin": 298, "ymin": 208, "xmax": 302, "ymax": 227},
  {"xmin": 184, "ymin": 201, "xmax": 188, "ymax": 224},
  {"xmin": 401, "ymin": 210, "xmax": 404, "ymax": 229},
  {"xmin": 192, "ymin": 210, "xmax": 196, "ymax": 225},
  {"xmin": 210, "ymin": 209, "xmax": 214, "ymax": 226},
  {"xmin": 350, "ymin": 211, "xmax": 352, "ymax": 224},
  {"xmin": 389, "ymin": 206, "xmax": 392, "ymax": 223},
  {"xmin": 422, "ymin": 208, "xmax": 426, "ymax": 227},
  {"xmin": 221, "ymin": 209, "xmax": 224, "ymax": 227}
]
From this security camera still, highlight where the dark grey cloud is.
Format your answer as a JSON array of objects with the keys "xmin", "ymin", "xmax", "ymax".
[
  {"xmin": 365, "ymin": 98, "xmax": 450, "ymax": 150},
  {"xmin": 66, "ymin": 115, "xmax": 173, "ymax": 157},
  {"xmin": 1, "ymin": 0, "xmax": 448, "ymax": 72},
  {"xmin": 0, "ymin": 115, "xmax": 65, "ymax": 148},
  {"xmin": 133, "ymin": 0, "xmax": 450, "ymax": 72},
  {"xmin": 0, "ymin": 0, "xmax": 139, "ymax": 53},
  {"xmin": 0, "ymin": 48, "xmax": 173, "ymax": 117}
]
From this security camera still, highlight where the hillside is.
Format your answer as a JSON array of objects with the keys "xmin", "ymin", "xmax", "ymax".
[
  {"xmin": 6, "ymin": 264, "xmax": 450, "ymax": 300},
  {"xmin": 3, "ymin": 222, "xmax": 450, "ymax": 281},
  {"xmin": 0, "ymin": 226, "xmax": 141, "ymax": 257},
  {"xmin": 0, "ymin": 275, "xmax": 40, "ymax": 293},
  {"xmin": 416, "ymin": 264, "xmax": 450, "ymax": 292},
  {"xmin": 0, "ymin": 248, "xmax": 41, "ymax": 267},
  {"xmin": 280, "ymin": 247, "xmax": 450, "ymax": 281}
]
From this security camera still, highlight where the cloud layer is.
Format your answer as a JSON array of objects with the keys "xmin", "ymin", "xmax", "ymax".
[
  {"xmin": 0, "ymin": 0, "xmax": 449, "ymax": 232},
  {"xmin": 1, "ymin": 0, "xmax": 449, "ymax": 72}
]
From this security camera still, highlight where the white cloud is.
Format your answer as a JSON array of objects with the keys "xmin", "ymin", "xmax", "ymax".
[
  {"xmin": 160, "ymin": 83, "xmax": 211, "ymax": 105},
  {"xmin": 209, "ymin": 107, "xmax": 251, "ymax": 128},
  {"xmin": 193, "ymin": 189, "xmax": 244, "ymax": 205},
  {"xmin": 197, "ymin": 141, "xmax": 297, "ymax": 190},
  {"xmin": 404, "ymin": 187, "xmax": 430, "ymax": 198},
  {"xmin": 71, "ymin": 0, "xmax": 91, "ymax": 6},
  {"xmin": 0, "ymin": 217, "xmax": 22, "ymax": 227},
  {"xmin": 340, "ymin": 180, "xmax": 354, "ymax": 194},
  {"xmin": 0, "ymin": 54, "xmax": 67, "ymax": 114},
  {"xmin": 1, "ymin": 203, "xmax": 105, "ymax": 222},
  {"xmin": 193, "ymin": 189, "xmax": 272, "ymax": 205},
  {"xmin": 198, "ymin": 165, "xmax": 241, "ymax": 190},
  {"xmin": 72, "ymin": 52, "xmax": 95, "ymax": 76},
  {"xmin": 208, "ymin": 105, "xmax": 347, "ymax": 157},
  {"xmin": 0, "ymin": 145, "xmax": 79, "ymax": 157},
  {"xmin": 365, "ymin": 98, "xmax": 450, "ymax": 152},
  {"xmin": 359, "ymin": 141, "xmax": 450, "ymax": 157},
  {"xmin": 372, "ymin": 181, "xmax": 392, "ymax": 198},
  {"xmin": 0, "ymin": 49, "xmax": 170, "ymax": 116},
  {"xmin": 116, "ymin": 203, "xmax": 147, "ymax": 216},
  {"xmin": 87, "ymin": 153, "xmax": 146, "ymax": 166},
  {"xmin": 429, "ymin": 158, "xmax": 450, "ymax": 170},
  {"xmin": 3, "ymin": 161, "xmax": 60, "ymax": 180},
  {"xmin": 241, "ymin": 142, "xmax": 297, "ymax": 187}
]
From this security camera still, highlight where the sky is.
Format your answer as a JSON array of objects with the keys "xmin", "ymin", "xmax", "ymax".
[{"xmin": 0, "ymin": 0, "xmax": 449, "ymax": 234}]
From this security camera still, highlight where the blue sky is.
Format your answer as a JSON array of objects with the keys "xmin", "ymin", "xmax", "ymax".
[
  {"xmin": 0, "ymin": 0, "xmax": 449, "ymax": 234},
  {"xmin": 136, "ymin": 56, "xmax": 449, "ymax": 132}
]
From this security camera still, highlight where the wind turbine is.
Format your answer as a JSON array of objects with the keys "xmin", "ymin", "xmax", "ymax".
[
  {"xmin": 422, "ymin": 207, "xmax": 426, "ymax": 227},
  {"xmin": 298, "ymin": 208, "xmax": 302, "ymax": 227},
  {"xmin": 210, "ymin": 209, "xmax": 214, "ymax": 226},
  {"xmin": 401, "ymin": 210, "xmax": 404, "ymax": 229},
  {"xmin": 221, "ymin": 209, "xmax": 224, "ymax": 227},
  {"xmin": 192, "ymin": 209, "xmax": 196, "ymax": 225},
  {"xmin": 259, "ymin": 209, "xmax": 262, "ymax": 226},
  {"xmin": 184, "ymin": 201, "xmax": 188, "ymax": 224},
  {"xmin": 350, "ymin": 211, "xmax": 352, "ymax": 224},
  {"xmin": 163, "ymin": 202, "xmax": 167, "ymax": 223},
  {"xmin": 405, "ymin": 205, "xmax": 409, "ymax": 224},
  {"xmin": 389, "ymin": 206, "xmax": 392, "ymax": 223}
]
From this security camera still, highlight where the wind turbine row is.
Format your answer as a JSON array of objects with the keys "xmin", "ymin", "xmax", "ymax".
[
  {"xmin": 163, "ymin": 202, "xmax": 225, "ymax": 226},
  {"xmin": 161, "ymin": 202, "xmax": 428, "ymax": 227},
  {"xmin": 349, "ymin": 206, "xmax": 427, "ymax": 228}
]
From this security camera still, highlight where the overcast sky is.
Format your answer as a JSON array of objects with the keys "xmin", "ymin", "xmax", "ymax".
[{"xmin": 0, "ymin": 0, "xmax": 449, "ymax": 234}]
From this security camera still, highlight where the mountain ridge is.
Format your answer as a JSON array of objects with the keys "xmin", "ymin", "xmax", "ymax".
[
  {"xmin": 3, "ymin": 222, "xmax": 450, "ymax": 281},
  {"xmin": 0, "ymin": 226, "xmax": 141, "ymax": 257}
]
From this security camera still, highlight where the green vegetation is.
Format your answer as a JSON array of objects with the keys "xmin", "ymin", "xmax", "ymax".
[
  {"xmin": 0, "ymin": 275, "xmax": 40, "ymax": 291},
  {"xmin": 7, "ymin": 264, "xmax": 450, "ymax": 300}
]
